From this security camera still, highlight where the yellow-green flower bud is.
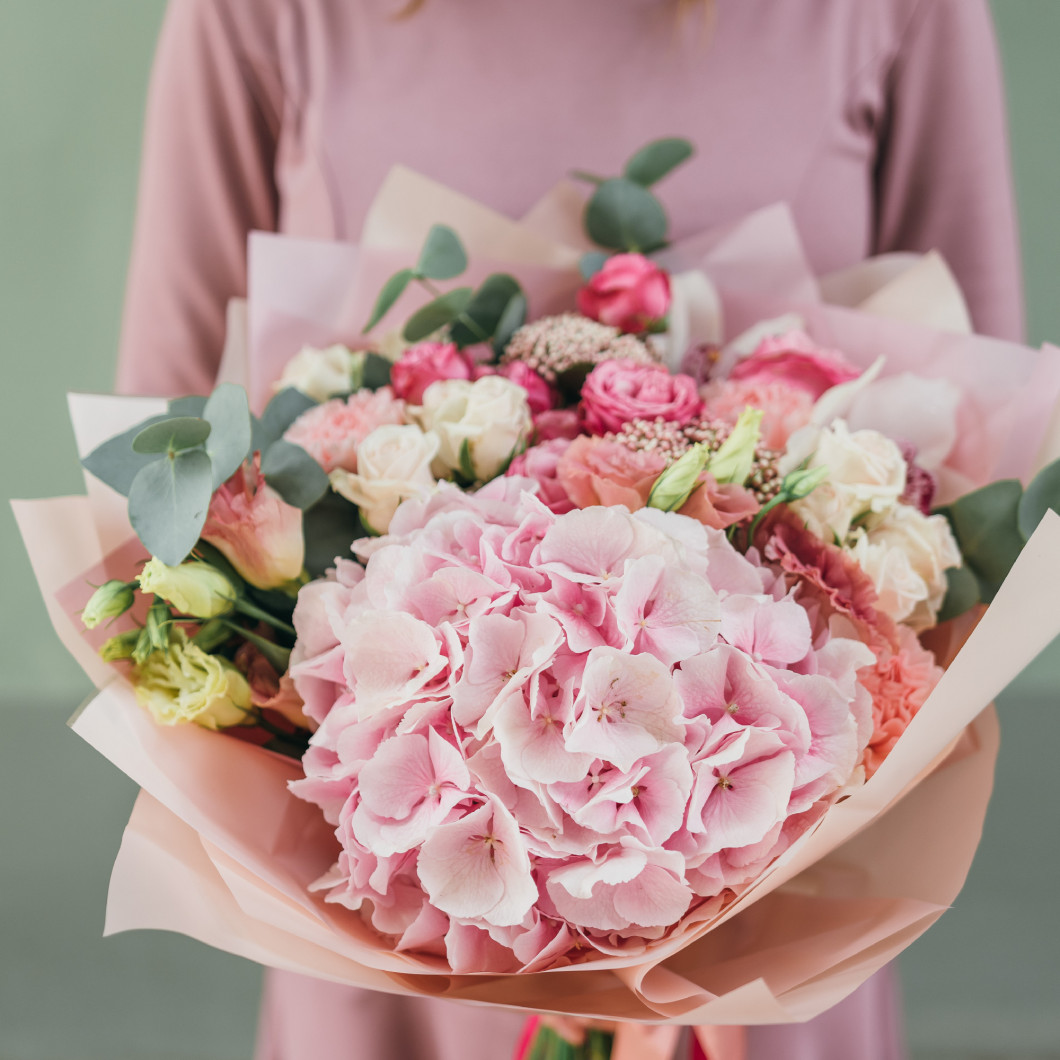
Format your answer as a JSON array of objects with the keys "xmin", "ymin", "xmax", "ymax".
[
  {"xmin": 138, "ymin": 558, "xmax": 236, "ymax": 619},
  {"xmin": 782, "ymin": 464, "xmax": 830, "ymax": 501},
  {"xmin": 99, "ymin": 629, "xmax": 142, "ymax": 662},
  {"xmin": 82, "ymin": 579, "xmax": 135, "ymax": 629},
  {"xmin": 707, "ymin": 407, "xmax": 763, "ymax": 486},
  {"xmin": 134, "ymin": 630, "xmax": 251, "ymax": 730},
  {"xmin": 647, "ymin": 444, "xmax": 710, "ymax": 512}
]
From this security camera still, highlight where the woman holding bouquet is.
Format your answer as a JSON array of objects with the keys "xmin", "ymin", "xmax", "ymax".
[{"xmin": 116, "ymin": 1, "xmax": 1024, "ymax": 1058}]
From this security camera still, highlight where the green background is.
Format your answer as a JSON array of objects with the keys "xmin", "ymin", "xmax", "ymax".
[{"xmin": 1, "ymin": 3, "xmax": 1059, "ymax": 1058}]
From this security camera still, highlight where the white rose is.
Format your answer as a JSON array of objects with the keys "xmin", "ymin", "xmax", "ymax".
[
  {"xmin": 413, "ymin": 375, "xmax": 532, "ymax": 482},
  {"xmin": 275, "ymin": 344, "xmax": 362, "ymax": 402},
  {"xmin": 329, "ymin": 424, "xmax": 439, "ymax": 534},
  {"xmin": 790, "ymin": 420, "xmax": 906, "ymax": 540},
  {"xmin": 849, "ymin": 503, "xmax": 961, "ymax": 630}
]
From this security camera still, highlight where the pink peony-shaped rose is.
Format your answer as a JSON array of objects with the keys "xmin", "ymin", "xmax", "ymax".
[
  {"xmin": 283, "ymin": 387, "xmax": 407, "ymax": 473},
  {"xmin": 576, "ymin": 253, "xmax": 671, "ymax": 334},
  {"xmin": 533, "ymin": 408, "xmax": 582, "ymax": 442},
  {"xmin": 580, "ymin": 361, "xmax": 702, "ymax": 436},
  {"xmin": 391, "ymin": 342, "xmax": 474, "ymax": 405},
  {"xmin": 506, "ymin": 438, "xmax": 575, "ymax": 514},
  {"xmin": 201, "ymin": 455, "xmax": 304, "ymax": 589},
  {"xmin": 700, "ymin": 377, "xmax": 814, "ymax": 451},
  {"xmin": 729, "ymin": 331, "xmax": 861, "ymax": 400},
  {"xmin": 556, "ymin": 435, "xmax": 665, "ymax": 511},
  {"xmin": 290, "ymin": 489, "xmax": 873, "ymax": 972}
]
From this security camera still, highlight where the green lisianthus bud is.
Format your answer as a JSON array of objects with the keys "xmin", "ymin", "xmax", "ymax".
[
  {"xmin": 138, "ymin": 558, "xmax": 236, "ymax": 619},
  {"xmin": 134, "ymin": 629, "xmax": 251, "ymax": 730},
  {"xmin": 99, "ymin": 629, "xmax": 142, "ymax": 662},
  {"xmin": 707, "ymin": 407, "xmax": 763, "ymax": 486},
  {"xmin": 647, "ymin": 444, "xmax": 710, "ymax": 512},
  {"xmin": 782, "ymin": 464, "xmax": 830, "ymax": 501},
  {"xmin": 82, "ymin": 579, "xmax": 135, "ymax": 629}
]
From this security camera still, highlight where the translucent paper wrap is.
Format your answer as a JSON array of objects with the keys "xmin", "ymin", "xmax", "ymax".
[{"xmin": 15, "ymin": 172, "xmax": 1060, "ymax": 1030}]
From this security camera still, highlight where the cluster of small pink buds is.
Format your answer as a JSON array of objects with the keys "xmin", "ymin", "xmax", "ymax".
[{"xmin": 501, "ymin": 313, "xmax": 660, "ymax": 382}]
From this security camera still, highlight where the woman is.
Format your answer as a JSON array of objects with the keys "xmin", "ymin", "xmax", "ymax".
[{"xmin": 116, "ymin": 2, "xmax": 1024, "ymax": 1057}]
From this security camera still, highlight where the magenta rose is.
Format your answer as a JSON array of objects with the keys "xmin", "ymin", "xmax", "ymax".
[
  {"xmin": 729, "ymin": 331, "xmax": 860, "ymax": 399},
  {"xmin": 576, "ymin": 253, "xmax": 671, "ymax": 334},
  {"xmin": 580, "ymin": 360, "xmax": 702, "ymax": 435},
  {"xmin": 391, "ymin": 341, "xmax": 474, "ymax": 404}
]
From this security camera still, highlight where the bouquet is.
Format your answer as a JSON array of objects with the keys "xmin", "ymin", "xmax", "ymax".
[{"xmin": 17, "ymin": 139, "xmax": 1060, "ymax": 1060}]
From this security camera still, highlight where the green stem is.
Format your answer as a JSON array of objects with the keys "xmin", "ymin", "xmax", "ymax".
[
  {"xmin": 219, "ymin": 620, "xmax": 292, "ymax": 672},
  {"xmin": 232, "ymin": 596, "xmax": 296, "ymax": 636}
]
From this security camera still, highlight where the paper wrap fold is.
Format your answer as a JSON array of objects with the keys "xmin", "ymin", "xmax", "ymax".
[{"xmin": 16, "ymin": 174, "xmax": 1060, "ymax": 1028}]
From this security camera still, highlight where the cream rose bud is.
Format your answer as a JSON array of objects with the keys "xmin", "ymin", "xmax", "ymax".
[
  {"xmin": 850, "ymin": 504, "xmax": 961, "ymax": 631},
  {"xmin": 414, "ymin": 376, "xmax": 532, "ymax": 482},
  {"xmin": 330, "ymin": 424, "xmax": 439, "ymax": 534},
  {"xmin": 790, "ymin": 421, "xmax": 907, "ymax": 540},
  {"xmin": 275, "ymin": 344, "xmax": 363, "ymax": 402},
  {"xmin": 135, "ymin": 630, "xmax": 251, "ymax": 729}
]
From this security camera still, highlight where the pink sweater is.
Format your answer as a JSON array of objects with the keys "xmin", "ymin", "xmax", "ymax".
[{"xmin": 117, "ymin": 0, "xmax": 1023, "ymax": 398}]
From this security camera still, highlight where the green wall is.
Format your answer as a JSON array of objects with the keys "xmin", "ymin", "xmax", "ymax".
[{"xmin": 1, "ymin": 3, "xmax": 1058, "ymax": 1057}]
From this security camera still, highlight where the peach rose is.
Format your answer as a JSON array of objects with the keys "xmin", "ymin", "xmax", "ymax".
[{"xmin": 555, "ymin": 436, "xmax": 666, "ymax": 511}]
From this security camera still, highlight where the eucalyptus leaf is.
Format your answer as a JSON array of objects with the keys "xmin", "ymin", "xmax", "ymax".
[
  {"xmin": 937, "ymin": 479, "xmax": 1024, "ymax": 603},
  {"xmin": 936, "ymin": 564, "xmax": 981, "ymax": 623},
  {"xmin": 449, "ymin": 273, "xmax": 522, "ymax": 348},
  {"xmin": 584, "ymin": 178, "xmax": 668, "ymax": 253},
  {"xmin": 403, "ymin": 287, "xmax": 474, "ymax": 343},
  {"xmin": 493, "ymin": 291, "xmax": 528, "ymax": 356},
  {"xmin": 302, "ymin": 491, "xmax": 366, "ymax": 578},
  {"xmin": 132, "ymin": 417, "xmax": 212, "ymax": 455},
  {"xmin": 579, "ymin": 251, "xmax": 610, "ymax": 280},
  {"xmin": 361, "ymin": 352, "xmax": 393, "ymax": 390},
  {"xmin": 623, "ymin": 137, "xmax": 694, "ymax": 187},
  {"xmin": 261, "ymin": 440, "xmax": 330, "ymax": 509},
  {"xmin": 415, "ymin": 225, "xmax": 467, "ymax": 281},
  {"xmin": 128, "ymin": 449, "xmax": 214, "ymax": 566},
  {"xmin": 168, "ymin": 395, "xmax": 208, "ymax": 418},
  {"xmin": 364, "ymin": 267, "xmax": 414, "ymax": 332},
  {"xmin": 1017, "ymin": 457, "xmax": 1060, "ymax": 539},
  {"xmin": 81, "ymin": 414, "xmax": 169, "ymax": 496},
  {"xmin": 254, "ymin": 387, "xmax": 318, "ymax": 450},
  {"xmin": 203, "ymin": 383, "xmax": 253, "ymax": 488}
]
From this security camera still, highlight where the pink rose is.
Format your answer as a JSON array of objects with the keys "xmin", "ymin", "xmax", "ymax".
[
  {"xmin": 496, "ymin": 361, "xmax": 556, "ymax": 415},
  {"xmin": 391, "ymin": 342, "xmax": 474, "ymax": 405},
  {"xmin": 555, "ymin": 435, "xmax": 666, "ymax": 511},
  {"xmin": 506, "ymin": 439, "xmax": 575, "ymax": 514},
  {"xmin": 283, "ymin": 387, "xmax": 407, "ymax": 473},
  {"xmin": 580, "ymin": 361, "xmax": 702, "ymax": 435},
  {"xmin": 201, "ymin": 455, "xmax": 304, "ymax": 589},
  {"xmin": 700, "ymin": 377, "xmax": 814, "ymax": 450},
  {"xmin": 533, "ymin": 408, "xmax": 582, "ymax": 442},
  {"xmin": 576, "ymin": 253, "xmax": 671, "ymax": 334},
  {"xmin": 729, "ymin": 331, "xmax": 861, "ymax": 399}
]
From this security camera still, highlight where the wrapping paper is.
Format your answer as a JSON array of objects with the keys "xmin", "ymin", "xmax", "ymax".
[{"xmin": 17, "ymin": 175, "xmax": 1060, "ymax": 1031}]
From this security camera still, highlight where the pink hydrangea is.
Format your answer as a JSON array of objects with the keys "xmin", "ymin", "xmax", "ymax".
[
  {"xmin": 284, "ymin": 387, "xmax": 407, "ymax": 473},
  {"xmin": 290, "ymin": 489, "xmax": 873, "ymax": 972},
  {"xmin": 580, "ymin": 361, "xmax": 702, "ymax": 436}
]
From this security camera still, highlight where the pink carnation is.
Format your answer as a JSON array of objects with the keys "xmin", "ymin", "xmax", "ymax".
[
  {"xmin": 580, "ymin": 361, "xmax": 702, "ymax": 436},
  {"xmin": 283, "ymin": 387, "xmax": 407, "ymax": 473},
  {"xmin": 391, "ymin": 342, "xmax": 474, "ymax": 404},
  {"xmin": 290, "ymin": 492, "xmax": 872, "ymax": 972},
  {"xmin": 576, "ymin": 253, "xmax": 671, "ymax": 334},
  {"xmin": 729, "ymin": 331, "xmax": 861, "ymax": 399},
  {"xmin": 700, "ymin": 377, "xmax": 814, "ymax": 451}
]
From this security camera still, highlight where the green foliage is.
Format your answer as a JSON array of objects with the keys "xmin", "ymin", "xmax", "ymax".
[
  {"xmin": 578, "ymin": 251, "xmax": 609, "ymax": 280},
  {"xmin": 937, "ymin": 565, "xmax": 982, "ymax": 623},
  {"xmin": 254, "ymin": 387, "xmax": 318, "ymax": 451},
  {"xmin": 302, "ymin": 491, "xmax": 366, "ymax": 578},
  {"xmin": 415, "ymin": 224, "xmax": 468, "ymax": 280},
  {"xmin": 364, "ymin": 267, "xmax": 414, "ymax": 332},
  {"xmin": 168, "ymin": 395, "xmax": 208, "ymax": 418},
  {"xmin": 1017, "ymin": 456, "xmax": 1060, "ymax": 539},
  {"xmin": 81, "ymin": 414, "xmax": 168, "ymax": 496},
  {"xmin": 623, "ymin": 137, "xmax": 694, "ymax": 187},
  {"xmin": 202, "ymin": 383, "xmax": 252, "ymax": 488},
  {"xmin": 128, "ymin": 449, "xmax": 214, "ymax": 566},
  {"xmin": 361, "ymin": 351, "xmax": 393, "ymax": 390},
  {"xmin": 131, "ymin": 416, "xmax": 211, "ymax": 455},
  {"xmin": 493, "ymin": 290, "xmax": 528, "ymax": 356},
  {"xmin": 449, "ymin": 273, "xmax": 522, "ymax": 348},
  {"xmin": 403, "ymin": 287, "xmax": 474, "ymax": 343},
  {"xmin": 261, "ymin": 440, "xmax": 330, "ymax": 510},
  {"xmin": 584, "ymin": 177, "xmax": 668, "ymax": 253}
]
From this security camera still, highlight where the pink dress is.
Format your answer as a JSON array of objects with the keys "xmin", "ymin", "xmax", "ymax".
[{"xmin": 117, "ymin": 1, "xmax": 1023, "ymax": 1057}]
